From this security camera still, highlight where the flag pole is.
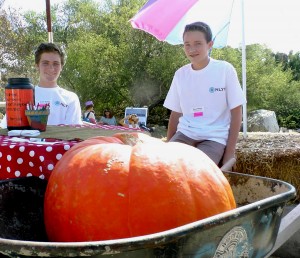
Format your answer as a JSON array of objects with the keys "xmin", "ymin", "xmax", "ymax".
[
  {"xmin": 241, "ymin": 0, "xmax": 247, "ymax": 138},
  {"xmin": 46, "ymin": 0, "xmax": 53, "ymax": 43}
]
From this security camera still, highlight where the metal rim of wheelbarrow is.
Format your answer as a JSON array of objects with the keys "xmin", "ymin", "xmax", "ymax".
[{"xmin": 0, "ymin": 171, "xmax": 296, "ymax": 257}]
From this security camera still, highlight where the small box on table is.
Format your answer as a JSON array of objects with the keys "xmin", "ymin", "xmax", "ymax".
[{"xmin": 25, "ymin": 110, "xmax": 50, "ymax": 132}]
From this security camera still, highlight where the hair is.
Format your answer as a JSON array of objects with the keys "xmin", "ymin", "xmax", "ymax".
[
  {"xmin": 183, "ymin": 21, "xmax": 213, "ymax": 43},
  {"xmin": 85, "ymin": 105, "xmax": 94, "ymax": 110},
  {"xmin": 128, "ymin": 114, "xmax": 139, "ymax": 124},
  {"xmin": 103, "ymin": 109, "xmax": 114, "ymax": 119},
  {"xmin": 34, "ymin": 43, "xmax": 66, "ymax": 66}
]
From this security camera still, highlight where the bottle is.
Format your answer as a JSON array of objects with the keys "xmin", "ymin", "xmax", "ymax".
[{"xmin": 5, "ymin": 78, "xmax": 34, "ymax": 130}]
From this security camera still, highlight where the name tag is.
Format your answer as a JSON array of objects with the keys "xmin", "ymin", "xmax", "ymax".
[{"xmin": 193, "ymin": 107, "xmax": 204, "ymax": 117}]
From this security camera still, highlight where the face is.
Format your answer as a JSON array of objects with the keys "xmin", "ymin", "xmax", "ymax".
[
  {"xmin": 36, "ymin": 52, "xmax": 63, "ymax": 87},
  {"xmin": 183, "ymin": 30, "xmax": 213, "ymax": 70},
  {"xmin": 128, "ymin": 114, "xmax": 139, "ymax": 124}
]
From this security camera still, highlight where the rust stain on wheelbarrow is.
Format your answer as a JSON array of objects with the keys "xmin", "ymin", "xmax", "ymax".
[{"xmin": 0, "ymin": 171, "xmax": 296, "ymax": 258}]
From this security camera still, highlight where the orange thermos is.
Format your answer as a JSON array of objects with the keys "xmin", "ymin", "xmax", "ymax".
[{"xmin": 5, "ymin": 78, "xmax": 34, "ymax": 130}]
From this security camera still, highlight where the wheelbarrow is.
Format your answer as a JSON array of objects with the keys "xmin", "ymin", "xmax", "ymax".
[{"xmin": 0, "ymin": 171, "xmax": 296, "ymax": 258}]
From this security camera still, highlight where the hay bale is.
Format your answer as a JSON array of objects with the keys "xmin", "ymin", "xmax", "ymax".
[{"xmin": 235, "ymin": 132, "xmax": 300, "ymax": 202}]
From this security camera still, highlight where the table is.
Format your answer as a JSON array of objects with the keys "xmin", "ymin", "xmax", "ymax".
[
  {"xmin": 0, "ymin": 124, "xmax": 146, "ymax": 180},
  {"xmin": 43, "ymin": 124, "xmax": 144, "ymax": 139}
]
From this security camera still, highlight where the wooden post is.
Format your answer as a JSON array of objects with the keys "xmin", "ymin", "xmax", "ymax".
[{"xmin": 45, "ymin": 0, "xmax": 53, "ymax": 43}]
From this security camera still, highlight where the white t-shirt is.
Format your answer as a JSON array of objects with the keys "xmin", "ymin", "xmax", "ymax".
[
  {"xmin": 35, "ymin": 86, "xmax": 83, "ymax": 125},
  {"xmin": 84, "ymin": 111, "xmax": 96, "ymax": 121},
  {"xmin": 163, "ymin": 58, "xmax": 246, "ymax": 145}
]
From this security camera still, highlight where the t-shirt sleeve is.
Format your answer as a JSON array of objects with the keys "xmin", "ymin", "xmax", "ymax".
[
  {"xmin": 226, "ymin": 64, "xmax": 247, "ymax": 109},
  {"xmin": 163, "ymin": 73, "xmax": 182, "ymax": 113},
  {"xmin": 65, "ymin": 93, "xmax": 83, "ymax": 125},
  {"xmin": 90, "ymin": 112, "xmax": 96, "ymax": 120}
]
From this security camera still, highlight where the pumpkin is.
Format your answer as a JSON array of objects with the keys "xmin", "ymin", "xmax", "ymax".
[
  {"xmin": 44, "ymin": 132, "xmax": 236, "ymax": 242},
  {"xmin": 113, "ymin": 131, "xmax": 163, "ymax": 146}
]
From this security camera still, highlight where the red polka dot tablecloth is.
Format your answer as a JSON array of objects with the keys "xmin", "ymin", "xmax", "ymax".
[
  {"xmin": 0, "ymin": 124, "xmax": 145, "ymax": 181},
  {"xmin": 0, "ymin": 136, "xmax": 80, "ymax": 180}
]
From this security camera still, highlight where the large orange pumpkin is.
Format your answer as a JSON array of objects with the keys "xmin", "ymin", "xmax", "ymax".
[{"xmin": 44, "ymin": 133, "xmax": 236, "ymax": 242}]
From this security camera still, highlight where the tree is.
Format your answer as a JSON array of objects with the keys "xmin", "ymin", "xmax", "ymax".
[
  {"xmin": 212, "ymin": 44, "xmax": 300, "ymax": 128},
  {"xmin": 0, "ymin": 2, "xmax": 31, "ymax": 79},
  {"xmin": 1, "ymin": 0, "xmax": 299, "ymax": 127},
  {"xmin": 286, "ymin": 52, "xmax": 300, "ymax": 81},
  {"xmin": 63, "ymin": 33, "xmax": 130, "ymax": 111},
  {"xmin": 58, "ymin": 0, "xmax": 183, "ymax": 120}
]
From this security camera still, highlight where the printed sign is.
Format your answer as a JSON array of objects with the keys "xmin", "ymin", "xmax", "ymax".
[{"xmin": 125, "ymin": 107, "xmax": 148, "ymax": 126}]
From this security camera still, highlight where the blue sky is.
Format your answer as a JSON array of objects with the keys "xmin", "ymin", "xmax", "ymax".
[{"xmin": 3, "ymin": 0, "xmax": 300, "ymax": 54}]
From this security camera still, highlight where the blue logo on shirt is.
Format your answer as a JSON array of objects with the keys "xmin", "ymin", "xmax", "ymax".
[
  {"xmin": 54, "ymin": 101, "xmax": 68, "ymax": 108},
  {"xmin": 209, "ymin": 87, "xmax": 215, "ymax": 93},
  {"xmin": 209, "ymin": 87, "xmax": 226, "ymax": 93}
]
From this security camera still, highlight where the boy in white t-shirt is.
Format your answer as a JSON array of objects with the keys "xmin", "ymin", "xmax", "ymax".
[
  {"xmin": 34, "ymin": 43, "xmax": 82, "ymax": 125},
  {"xmin": 1, "ymin": 43, "xmax": 82, "ymax": 128},
  {"xmin": 163, "ymin": 22, "xmax": 246, "ymax": 166}
]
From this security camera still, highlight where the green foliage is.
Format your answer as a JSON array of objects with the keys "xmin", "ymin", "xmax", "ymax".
[
  {"xmin": 275, "ymin": 51, "xmax": 300, "ymax": 81},
  {"xmin": 213, "ymin": 45, "xmax": 300, "ymax": 129},
  {"xmin": 0, "ymin": 4, "xmax": 35, "ymax": 79},
  {"xmin": 62, "ymin": 32, "xmax": 130, "ymax": 114},
  {"xmin": 287, "ymin": 52, "xmax": 300, "ymax": 80},
  {"xmin": 270, "ymin": 80, "xmax": 300, "ymax": 129}
]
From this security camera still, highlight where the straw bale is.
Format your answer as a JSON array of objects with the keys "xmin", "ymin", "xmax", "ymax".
[{"xmin": 235, "ymin": 132, "xmax": 300, "ymax": 202}]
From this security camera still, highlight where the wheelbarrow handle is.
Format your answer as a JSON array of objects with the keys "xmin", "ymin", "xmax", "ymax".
[{"xmin": 220, "ymin": 157, "xmax": 236, "ymax": 171}]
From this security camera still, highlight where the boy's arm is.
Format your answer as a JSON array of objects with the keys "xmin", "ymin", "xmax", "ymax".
[
  {"xmin": 167, "ymin": 111, "xmax": 182, "ymax": 141},
  {"xmin": 222, "ymin": 105, "xmax": 242, "ymax": 165}
]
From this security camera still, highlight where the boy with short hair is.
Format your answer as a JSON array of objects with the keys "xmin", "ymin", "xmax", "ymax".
[
  {"xmin": 0, "ymin": 43, "xmax": 82, "ymax": 128},
  {"xmin": 163, "ymin": 21, "xmax": 246, "ymax": 166},
  {"xmin": 34, "ymin": 42, "xmax": 82, "ymax": 125}
]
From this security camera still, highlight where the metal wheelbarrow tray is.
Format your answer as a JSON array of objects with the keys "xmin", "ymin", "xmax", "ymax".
[{"xmin": 0, "ymin": 172, "xmax": 296, "ymax": 258}]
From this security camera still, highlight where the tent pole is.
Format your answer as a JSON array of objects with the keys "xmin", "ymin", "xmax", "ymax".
[
  {"xmin": 48, "ymin": 32, "xmax": 53, "ymax": 43},
  {"xmin": 241, "ymin": 0, "xmax": 247, "ymax": 138},
  {"xmin": 45, "ymin": 0, "xmax": 53, "ymax": 43}
]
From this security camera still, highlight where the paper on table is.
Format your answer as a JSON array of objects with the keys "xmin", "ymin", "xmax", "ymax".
[
  {"xmin": 8, "ymin": 137, "xmax": 60, "ymax": 145},
  {"xmin": 8, "ymin": 130, "xmax": 41, "ymax": 137}
]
